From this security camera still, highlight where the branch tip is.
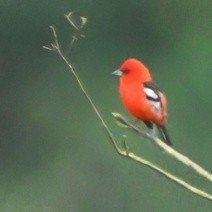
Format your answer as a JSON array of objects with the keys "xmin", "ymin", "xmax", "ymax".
[
  {"xmin": 65, "ymin": 11, "xmax": 87, "ymax": 30},
  {"xmin": 80, "ymin": 16, "xmax": 88, "ymax": 28},
  {"xmin": 43, "ymin": 46, "xmax": 55, "ymax": 51}
]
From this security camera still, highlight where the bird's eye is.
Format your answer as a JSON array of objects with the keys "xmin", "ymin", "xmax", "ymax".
[{"xmin": 122, "ymin": 69, "xmax": 129, "ymax": 74}]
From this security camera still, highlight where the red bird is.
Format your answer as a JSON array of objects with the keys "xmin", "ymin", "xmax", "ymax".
[{"xmin": 112, "ymin": 58, "xmax": 172, "ymax": 146}]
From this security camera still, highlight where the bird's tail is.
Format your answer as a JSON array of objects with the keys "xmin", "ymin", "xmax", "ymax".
[{"xmin": 158, "ymin": 126, "xmax": 172, "ymax": 146}]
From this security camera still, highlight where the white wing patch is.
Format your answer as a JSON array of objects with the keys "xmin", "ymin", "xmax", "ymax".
[
  {"xmin": 144, "ymin": 87, "xmax": 159, "ymax": 100},
  {"xmin": 144, "ymin": 87, "xmax": 162, "ymax": 111}
]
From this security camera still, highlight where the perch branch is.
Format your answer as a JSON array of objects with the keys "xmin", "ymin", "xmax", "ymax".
[
  {"xmin": 126, "ymin": 148, "xmax": 212, "ymax": 200},
  {"xmin": 43, "ymin": 12, "xmax": 212, "ymax": 201},
  {"xmin": 112, "ymin": 112, "xmax": 212, "ymax": 182}
]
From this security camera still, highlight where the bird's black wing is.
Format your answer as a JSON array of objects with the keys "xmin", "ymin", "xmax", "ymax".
[
  {"xmin": 143, "ymin": 81, "xmax": 161, "ymax": 129},
  {"xmin": 143, "ymin": 81, "xmax": 162, "ymax": 111},
  {"xmin": 143, "ymin": 81, "xmax": 161, "ymax": 102},
  {"xmin": 143, "ymin": 81, "xmax": 173, "ymax": 146}
]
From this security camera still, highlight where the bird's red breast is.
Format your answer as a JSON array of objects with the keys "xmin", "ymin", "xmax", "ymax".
[{"xmin": 115, "ymin": 58, "xmax": 167, "ymax": 126}]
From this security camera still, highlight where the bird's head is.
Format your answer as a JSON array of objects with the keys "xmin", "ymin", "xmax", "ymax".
[{"xmin": 112, "ymin": 58, "xmax": 152, "ymax": 82}]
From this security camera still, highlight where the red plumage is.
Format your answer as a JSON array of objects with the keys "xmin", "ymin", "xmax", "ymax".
[{"xmin": 113, "ymin": 58, "xmax": 172, "ymax": 146}]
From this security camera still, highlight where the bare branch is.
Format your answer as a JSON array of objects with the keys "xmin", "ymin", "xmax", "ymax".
[
  {"xmin": 112, "ymin": 112, "xmax": 212, "ymax": 182},
  {"xmin": 65, "ymin": 12, "xmax": 87, "ymax": 30},
  {"xmin": 44, "ymin": 11, "xmax": 212, "ymax": 201},
  {"xmin": 127, "ymin": 150, "xmax": 212, "ymax": 200}
]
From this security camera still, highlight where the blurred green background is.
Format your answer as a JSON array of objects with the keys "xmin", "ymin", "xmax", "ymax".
[{"xmin": 0, "ymin": 0, "xmax": 212, "ymax": 211}]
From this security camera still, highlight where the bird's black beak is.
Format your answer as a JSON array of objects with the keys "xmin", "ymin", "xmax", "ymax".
[{"xmin": 112, "ymin": 69, "xmax": 123, "ymax": 77}]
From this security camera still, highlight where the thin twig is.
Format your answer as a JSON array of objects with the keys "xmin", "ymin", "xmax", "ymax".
[
  {"xmin": 112, "ymin": 112, "xmax": 212, "ymax": 182},
  {"xmin": 126, "ymin": 150, "xmax": 212, "ymax": 200},
  {"xmin": 43, "ymin": 12, "xmax": 212, "ymax": 201},
  {"xmin": 45, "ymin": 26, "xmax": 125, "ymax": 155}
]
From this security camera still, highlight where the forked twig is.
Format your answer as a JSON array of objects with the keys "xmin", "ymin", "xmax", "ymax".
[{"xmin": 43, "ymin": 12, "xmax": 212, "ymax": 201}]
